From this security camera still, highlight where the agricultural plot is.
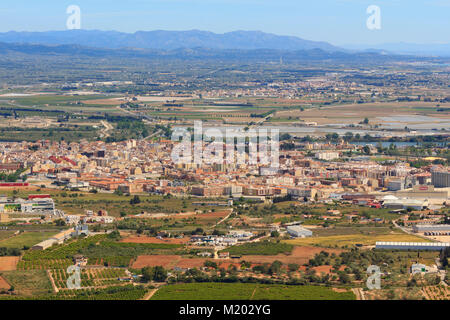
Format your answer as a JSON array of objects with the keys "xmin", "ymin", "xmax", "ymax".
[
  {"xmin": 284, "ymin": 233, "xmax": 429, "ymax": 248},
  {"xmin": 18, "ymin": 234, "xmax": 182, "ymax": 271},
  {"xmin": 132, "ymin": 255, "xmax": 181, "ymax": 269},
  {"xmin": 0, "ymin": 285, "xmax": 146, "ymax": 300},
  {"xmin": 0, "ymin": 257, "xmax": 19, "ymax": 271},
  {"xmin": 0, "ymin": 276, "xmax": 10, "ymax": 290},
  {"xmin": 241, "ymin": 246, "xmax": 343, "ymax": 266},
  {"xmin": 0, "ymin": 126, "xmax": 100, "ymax": 142},
  {"xmin": 364, "ymin": 287, "xmax": 425, "ymax": 300},
  {"xmin": 53, "ymin": 285, "xmax": 147, "ymax": 300},
  {"xmin": 274, "ymin": 101, "xmax": 450, "ymax": 126},
  {"xmin": 20, "ymin": 235, "xmax": 108, "ymax": 264},
  {"xmin": 83, "ymin": 241, "xmax": 183, "ymax": 267},
  {"xmin": 422, "ymin": 286, "xmax": 450, "ymax": 300},
  {"xmin": 53, "ymin": 191, "xmax": 223, "ymax": 218},
  {"xmin": 51, "ymin": 268, "xmax": 129, "ymax": 290},
  {"xmin": 0, "ymin": 230, "xmax": 16, "ymax": 241},
  {"xmin": 151, "ymin": 283, "xmax": 355, "ymax": 300},
  {"xmin": 0, "ymin": 231, "xmax": 57, "ymax": 249},
  {"xmin": 17, "ymin": 259, "xmax": 73, "ymax": 271},
  {"xmin": 312, "ymin": 226, "xmax": 396, "ymax": 237},
  {"xmin": 222, "ymin": 242, "xmax": 294, "ymax": 256},
  {"xmin": 120, "ymin": 236, "xmax": 189, "ymax": 245},
  {"xmin": 1, "ymin": 270, "xmax": 53, "ymax": 296}
]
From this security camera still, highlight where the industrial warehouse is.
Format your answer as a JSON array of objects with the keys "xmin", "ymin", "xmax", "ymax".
[
  {"xmin": 413, "ymin": 224, "xmax": 450, "ymax": 235},
  {"xmin": 286, "ymin": 225, "xmax": 313, "ymax": 238},
  {"xmin": 376, "ymin": 242, "xmax": 450, "ymax": 251},
  {"xmin": 0, "ymin": 194, "xmax": 55, "ymax": 215}
]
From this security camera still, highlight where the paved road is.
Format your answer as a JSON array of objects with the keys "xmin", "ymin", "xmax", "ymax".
[{"xmin": 393, "ymin": 220, "xmax": 438, "ymax": 242}]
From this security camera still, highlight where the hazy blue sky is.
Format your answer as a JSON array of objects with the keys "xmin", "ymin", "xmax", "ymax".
[{"xmin": 0, "ymin": 0, "xmax": 448, "ymax": 45}]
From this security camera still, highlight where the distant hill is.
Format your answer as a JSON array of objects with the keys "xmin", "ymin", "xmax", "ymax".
[
  {"xmin": 0, "ymin": 41, "xmax": 444, "ymax": 66},
  {"xmin": 345, "ymin": 42, "xmax": 450, "ymax": 57},
  {"xmin": 0, "ymin": 30, "xmax": 342, "ymax": 52}
]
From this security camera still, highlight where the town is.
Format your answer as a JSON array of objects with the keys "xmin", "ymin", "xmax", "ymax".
[{"xmin": 0, "ymin": 8, "xmax": 449, "ymax": 301}]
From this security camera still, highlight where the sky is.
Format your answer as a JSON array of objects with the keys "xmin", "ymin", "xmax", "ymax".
[{"xmin": 0, "ymin": 0, "xmax": 448, "ymax": 45}]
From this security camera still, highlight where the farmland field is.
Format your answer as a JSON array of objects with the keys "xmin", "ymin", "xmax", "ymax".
[
  {"xmin": 51, "ymin": 267, "xmax": 129, "ymax": 290},
  {"xmin": 284, "ymin": 232, "xmax": 430, "ymax": 248},
  {"xmin": 422, "ymin": 286, "xmax": 450, "ymax": 300},
  {"xmin": 0, "ymin": 231, "xmax": 16, "ymax": 241},
  {"xmin": 274, "ymin": 101, "xmax": 450, "ymax": 126},
  {"xmin": 222, "ymin": 241, "xmax": 293, "ymax": 256},
  {"xmin": 131, "ymin": 255, "xmax": 217, "ymax": 269},
  {"xmin": 0, "ymin": 188, "xmax": 227, "ymax": 219},
  {"xmin": 120, "ymin": 236, "xmax": 189, "ymax": 245},
  {"xmin": 0, "ymin": 285, "xmax": 147, "ymax": 300},
  {"xmin": 131, "ymin": 255, "xmax": 182, "ymax": 269},
  {"xmin": 1, "ymin": 270, "xmax": 53, "ymax": 296},
  {"xmin": 17, "ymin": 234, "xmax": 182, "ymax": 270},
  {"xmin": 53, "ymin": 285, "xmax": 147, "ymax": 300},
  {"xmin": 0, "ymin": 257, "xmax": 20, "ymax": 271},
  {"xmin": 0, "ymin": 276, "xmax": 10, "ymax": 290},
  {"xmin": 151, "ymin": 283, "xmax": 356, "ymax": 300},
  {"xmin": 240, "ymin": 246, "xmax": 343, "ymax": 265},
  {"xmin": 0, "ymin": 231, "xmax": 57, "ymax": 249}
]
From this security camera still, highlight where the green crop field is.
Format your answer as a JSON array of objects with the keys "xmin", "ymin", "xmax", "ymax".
[
  {"xmin": 0, "ymin": 231, "xmax": 57, "ymax": 249},
  {"xmin": 17, "ymin": 234, "xmax": 183, "ymax": 270},
  {"xmin": 151, "ymin": 283, "xmax": 356, "ymax": 300},
  {"xmin": 0, "ymin": 284, "xmax": 147, "ymax": 300}
]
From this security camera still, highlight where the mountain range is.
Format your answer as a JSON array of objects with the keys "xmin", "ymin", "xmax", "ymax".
[
  {"xmin": 0, "ymin": 29, "xmax": 449, "ymax": 57},
  {"xmin": 0, "ymin": 30, "xmax": 341, "ymax": 52}
]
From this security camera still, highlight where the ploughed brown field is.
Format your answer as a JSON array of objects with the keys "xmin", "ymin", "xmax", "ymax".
[
  {"xmin": 0, "ymin": 256, "xmax": 20, "ymax": 271},
  {"xmin": 120, "ymin": 236, "xmax": 190, "ymax": 245},
  {"xmin": 197, "ymin": 210, "xmax": 231, "ymax": 219},
  {"xmin": 0, "ymin": 276, "xmax": 10, "ymax": 290},
  {"xmin": 171, "ymin": 210, "xmax": 230, "ymax": 220},
  {"xmin": 132, "ymin": 255, "xmax": 213, "ymax": 269},
  {"xmin": 132, "ymin": 255, "xmax": 181, "ymax": 269},
  {"xmin": 132, "ymin": 246, "xmax": 343, "ymax": 270},
  {"xmin": 132, "ymin": 255, "xmax": 240, "ymax": 269},
  {"xmin": 240, "ymin": 246, "xmax": 343, "ymax": 265}
]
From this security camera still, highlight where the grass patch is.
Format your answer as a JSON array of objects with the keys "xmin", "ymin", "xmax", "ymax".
[{"xmin": 0, "ymin": 231, "xmax": 57, "ymax": 249}]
